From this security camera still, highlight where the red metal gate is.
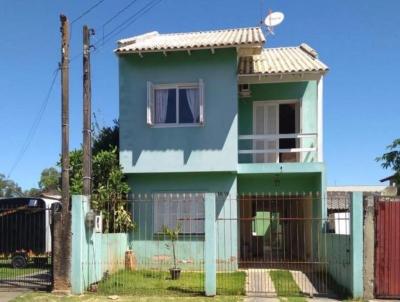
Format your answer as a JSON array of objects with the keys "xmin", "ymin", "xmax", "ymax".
[{"xmin": 375, "ymin": 197, "xmax": 400, "ymax": 298}]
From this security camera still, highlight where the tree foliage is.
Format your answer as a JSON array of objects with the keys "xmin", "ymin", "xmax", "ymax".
[
  {"xmin": 24, "ymin": 187, "xmax": 42, "ymax": 197},
  {"xmin": 92, "ymin": 119, "xmax": 119, "ymax": 156},
  {"xmin": 0, "ymin": 174, "xmax": 22, "ymax": 197},
  {"xmin": 65, "ymin": 121, "xmax": 133, "ymax": 233},
  {"xmin": 162, "ymin": 224, "xmax": 182, "ymax": 269},
  {"xmin": 376, "ymin": 138, "xmax": 400, "ymax": 183},
  {"xmin": 68, "ymin": 148, "xmax": 133, "ymax": 233},
  {"xmin": 38, "ymin": 167, "xmax": 60, "ymax": 192}
]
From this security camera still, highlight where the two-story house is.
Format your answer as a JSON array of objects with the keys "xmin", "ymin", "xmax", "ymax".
[{"xmin": 116, "ymin": 27, "xmax": 328, "ymax": 271}]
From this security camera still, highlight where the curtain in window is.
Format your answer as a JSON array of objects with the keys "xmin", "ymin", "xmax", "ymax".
[
  {"xmin": 185, "ymin": 88, "xmax": 199, "ymax": 122},
  {"xmin": 155, "ymin": 89, "xmax": 169, "ymax": 123},
  {"xmin": 153, "ymin": 193, "xmax": 204, "ymax": 234}
]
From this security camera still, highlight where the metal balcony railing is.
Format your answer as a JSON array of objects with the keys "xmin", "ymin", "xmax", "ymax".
[{"xmin": 238, "ymin": 133, "xmax": 318, "ymax": 163}]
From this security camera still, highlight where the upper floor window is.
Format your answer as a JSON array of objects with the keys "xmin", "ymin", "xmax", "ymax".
[{"xmin": 147, "ymin": 80, "xmax": 204, "ymax": 127}]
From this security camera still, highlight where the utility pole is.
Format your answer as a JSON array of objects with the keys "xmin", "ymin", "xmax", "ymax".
[
  {"xmin": 53, "ymin": 14, "xmax": 71, "ymax": 292},
  {"xmin": 83, "ymin": 25, "xmax": 93, "ymax": 196}
]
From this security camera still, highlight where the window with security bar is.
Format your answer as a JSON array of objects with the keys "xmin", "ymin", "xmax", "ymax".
[{"xmin": 153, "ymin": 193, "xmax": 205, "ymax": 234}]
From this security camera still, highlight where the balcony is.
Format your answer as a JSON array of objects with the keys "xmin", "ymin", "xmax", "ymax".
[{"xmin": 238, "ymin": 133, "xmax": 318, "ymax": 164}]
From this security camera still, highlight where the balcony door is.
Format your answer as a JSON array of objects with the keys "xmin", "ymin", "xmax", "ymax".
[
  {"xmin": 253, "ymin": 102, "xmax": 278, "ymax": 163},
  {"xmin": 253, "ymin": 101, "xmax": 299, "ymax": 163}
]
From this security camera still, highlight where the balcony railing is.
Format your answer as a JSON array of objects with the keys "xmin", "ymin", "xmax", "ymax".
[{"xmin": 238, "ymin": 133, "xmax": 318, "ymax": 164}]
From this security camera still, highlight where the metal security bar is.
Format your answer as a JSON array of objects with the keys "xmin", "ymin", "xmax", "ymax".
[
  {"xmin": 86, "ymin": 193, "xmax": 206, "ymax": 296},
  {"xmin": 78, "ymin": 192, "xmax": 352, "ymax": 298},
  {"xmin": 0, "ymin": 200, "xmax": 53, "ymax": 291},
  {"xmin": 217, "ymin": 193, "xmax": 351, "ymax": 298}
]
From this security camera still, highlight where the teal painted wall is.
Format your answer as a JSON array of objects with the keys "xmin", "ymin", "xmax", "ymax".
[
  {"xmin": 71, "ymin": 195, "xmax": 130, "ymax": 294},
  {"xmin": 350, "ymin": 192, "xmax": 364, "ymax": 298},
  {"xmin": 100, "ymin": 233, "xmax": 130, "ymax": 274},
  {"xmin": 119, "ymin": 49, "xmax": 238, "ymax": 174},
  {"xmin": 127, "ymin": 173, "xmax": 238, "ymax": 270},
  {"xmin": 238, "ymin": 81, "xmax": 318, "ymax": 163},
  {"xmin": 237, "ymin": 172, "xmax": 321, "ymax": 194}
]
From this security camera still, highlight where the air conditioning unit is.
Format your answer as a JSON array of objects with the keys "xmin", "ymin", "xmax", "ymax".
[{"xmin": 239, "ymin": 84, "xmax": 251, "ymax": 97}]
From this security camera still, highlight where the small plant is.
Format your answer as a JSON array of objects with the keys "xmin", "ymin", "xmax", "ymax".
[{"xmin": 162, "ymin": 223, "xmax": 182, "ymax": 280}]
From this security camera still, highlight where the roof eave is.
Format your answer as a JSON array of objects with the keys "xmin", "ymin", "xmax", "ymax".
[
  {"xmin": 237, "ymin": 70, "xmax": 328, "ymax": 84},
  {"xmin": 114, "ymin": 43, "xmax": 264, "ymax": 55}
]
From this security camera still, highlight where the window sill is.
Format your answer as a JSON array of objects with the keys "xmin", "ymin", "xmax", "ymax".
[
  {"xmin": 153, "ymin": 233, "xmax": 205, "ymax": 240},
  {"xmin": 149, "ymin": 123, "xmax": 203, "ymax": 128}
]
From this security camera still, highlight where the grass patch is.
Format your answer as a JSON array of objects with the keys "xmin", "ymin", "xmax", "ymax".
[
  {"xmin": 13, "ymin": 293, "xmax": 244, "ymax": 302},
  {"xmin": 96, "ymin": 270, "xmax": 245, "ymax": 296},
  {"xmin": 269, "ymin": 270, "xmax": 306, "ymax": 302},
  {"xmin": 0, "ymin": 259, "xmax": 48, "ymax": 279}
]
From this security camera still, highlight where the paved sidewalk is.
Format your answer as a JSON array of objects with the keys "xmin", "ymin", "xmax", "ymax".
[
  {"xmin": 0, "ymin": 291, "xmax": 26, "ymax": 302},
  {"xmin": 244, "ymin": 297, "xmax": 279, "ymax": 302}
]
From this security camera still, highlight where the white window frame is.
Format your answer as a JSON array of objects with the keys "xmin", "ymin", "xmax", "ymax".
[
  {"xmin": 147, "ymin": 80, "xmax": 205, "ymax": 128},
  {"xmin": 153, "ymin": 192, "xmax": 205, "ymax": 235}
]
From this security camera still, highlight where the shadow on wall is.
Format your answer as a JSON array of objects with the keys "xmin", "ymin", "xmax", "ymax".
[
  {"xmin": 122, "ymin": 115, "xmax": 236, "ymax": 166},
  {"xmin": 119, "ymin": 49, "xmax": 238, "ymax": 168}
]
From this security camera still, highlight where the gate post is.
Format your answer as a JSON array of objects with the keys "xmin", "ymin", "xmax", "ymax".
[
  {"xmin": 71, "ymin": 195, "xmax": 88, "ymax": 294},
  {"xmin": 350, "ymin": 192, "xmax": 364, "ymax": 298},
  {"xmin": 363, "ymin": 195, "xmax": 375, "ymax": 299},
  {"xmin": 205, "ymin": 193, "xmax": 216, "ymax": 296}
]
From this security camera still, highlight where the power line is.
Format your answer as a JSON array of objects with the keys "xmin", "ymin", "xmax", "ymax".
[
  {"xmin": 71, "ymin": 0, "xmax": 106, "ymax": 25},
  {"xmin": 98, "ymin": 0, "xmax": 163, "ymax": 48},
  {"xmin": 101, "ymin": 0, "xmax": 140, "ymax": 45},
  {"xmin": 70, "ymin": 0, "xmax": 163, "ymax": 61},
  {"xmin": 7, "ymin": 68, "xmax": 60, "ymax": 179},
  {"xmin": 102, "ymin": 0, "xmax": 140, "ymax": 29}
]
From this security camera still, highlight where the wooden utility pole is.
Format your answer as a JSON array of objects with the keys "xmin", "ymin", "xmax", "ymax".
[
  {"xmin": 53, "ymin": 14, "xmax": 71, "ymax": 292},
  {"xmin": 83, "ymin": 25, "xmax": 93, "ymax": 196}
]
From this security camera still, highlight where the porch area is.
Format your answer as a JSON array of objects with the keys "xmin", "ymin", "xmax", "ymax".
[
  {"xmin": 238, "ymin": 195, "xmax": 315, "ymax": 265},
  {"xmin": 237, "ymin": 81, "xmax": 322, "ymax": 165}
]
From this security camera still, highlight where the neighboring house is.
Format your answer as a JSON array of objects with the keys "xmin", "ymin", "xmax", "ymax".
[
  {"xmin": 116, "ymin": 27, "xmax": 328, "ymax": 268},
  {"xmin": 327, "ymin": 186, "xmax": 385, "ymax": 234},
  {"xmin": 380, "ymin": 174, "xmax": 399, "ymax": 195}
]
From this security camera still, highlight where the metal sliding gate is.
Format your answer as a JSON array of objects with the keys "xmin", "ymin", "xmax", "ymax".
[
  {"xmin": 0, "ymin": 198, "xmax": 55, "ymax": 291},
  {"xmin": 216, "ymin": 194, "xmax": 351, "ymax": 297},
  {"xmin": 375, "ymin": 196, "xmax": 400, "ymax": 298}
]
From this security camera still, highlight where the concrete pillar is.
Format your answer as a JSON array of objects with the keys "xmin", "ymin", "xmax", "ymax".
[
  {"xmin": 363, "ymin": 196, "xmax": 375, "ymax": 299},
  {"xmin": 204, "ymin": 193, "xmax": 216, "ymax": 296},
  {"xmin": 71, "ymin": 195, "xmax": 89, "ymax": 294},
  {"xmin": 350, "ymin": 192, "xmax": 364, "ymax": 298}
]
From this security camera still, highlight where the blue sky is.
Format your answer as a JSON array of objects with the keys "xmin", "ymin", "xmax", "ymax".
[{"xmin": 1, "ymin": 0, "xmax": 399, "ymax": 190}]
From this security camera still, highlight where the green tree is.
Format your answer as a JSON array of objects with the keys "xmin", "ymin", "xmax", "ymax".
[
  {"xmin": 69, "ymin": 149, "xmax": 84, "ymax": 194},
  {"xmin": 24, "ymin": 187, "xmax": 42, "ymax": 197},
  {"xmin": 60, "ymin": 121, "xmax": 131, "ymax": 233},
  {"xmin": 92, "ymin": 148, "xmax": 133, "ymax": 233},
  {"xmin": 0, "ymin": 173, "xmax": 22, "ymax": 197},
  {"xmin": 38, "ymin": 167, "xmax": 60, "ymax": 192},
  {"xmin": 67, "ymin": 148, "xmax": 133, "ymax": 232},
  {"xmin": 376, "ymin": 138, "xmax": 400, "ymax": 184},
  {"xmin": 92, "ymin": 119, "xmax": 119, "ymax": 156}
]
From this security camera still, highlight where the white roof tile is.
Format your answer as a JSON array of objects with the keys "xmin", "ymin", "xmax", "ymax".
[
  {"xmin": 238, "ymin": 43, "xmax": 328, "ymax": 75},
  {"xmin": 116, "ymin": 27, "xmax": 265, "ymax": 54}
]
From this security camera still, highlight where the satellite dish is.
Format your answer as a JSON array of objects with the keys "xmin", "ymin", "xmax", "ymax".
[{"xmin": 264, "ymin": 11, "xmax": 285, "ymax": 27}]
